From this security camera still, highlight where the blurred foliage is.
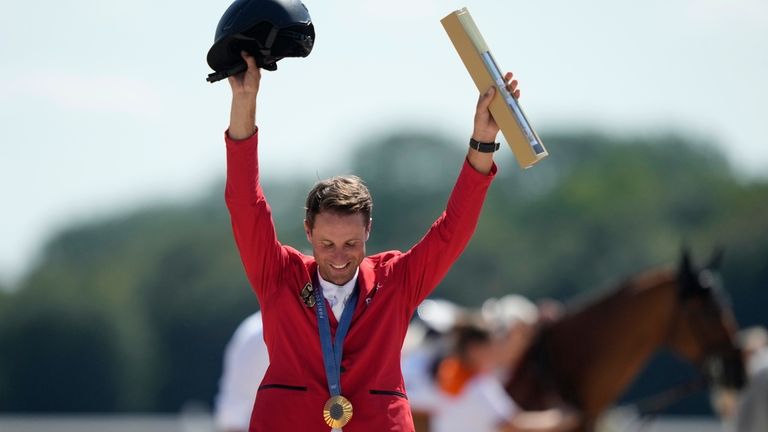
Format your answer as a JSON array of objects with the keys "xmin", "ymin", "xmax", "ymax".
[{"xmin": 0, "ymin": 130, "xmax": 766, "ymax": 414}]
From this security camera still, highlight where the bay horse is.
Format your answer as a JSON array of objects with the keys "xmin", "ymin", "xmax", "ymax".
[{"xmin": 505, "ymin": 251, "xmax": 746, "ymax": 431}]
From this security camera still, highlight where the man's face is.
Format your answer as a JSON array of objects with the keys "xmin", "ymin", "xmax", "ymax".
[{"xmin": 305, "ymin": 211, "xmax": 370, "ymax": 286}]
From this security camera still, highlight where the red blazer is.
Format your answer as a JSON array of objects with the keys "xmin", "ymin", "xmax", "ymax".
[{"xmin": 225, "ymin": 131, "xmax": 495, "ymax": 431}]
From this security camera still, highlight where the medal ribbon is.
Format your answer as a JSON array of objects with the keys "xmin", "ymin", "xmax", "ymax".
[{"xmin": 313, "ymin": 276, "xmax": 359, "ymax": 398}]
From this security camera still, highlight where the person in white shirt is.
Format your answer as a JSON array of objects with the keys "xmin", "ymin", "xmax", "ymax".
[
  {"xmin": 403, "ymin": 300, "xmax": 466, "ymax": 413},
  {"xmin": 214, "ymin": 311, "xmax": 269, "ymax": 432},
  {"xmin": 402, "ymin": 299, "xmax": 468, "ymax": 431},
  {"xmin": 432, "ymin": 296, "xmax": 579, "ymax": 432}
]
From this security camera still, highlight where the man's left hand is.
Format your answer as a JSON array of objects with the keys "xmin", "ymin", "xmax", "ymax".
[{"xmin": 472, "ymin": 72, "xmax": 520, "ymax": 143}]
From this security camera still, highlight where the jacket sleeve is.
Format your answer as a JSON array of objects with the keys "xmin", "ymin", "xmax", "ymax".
[
  {"xmin": 224, "ymin": 130, "xmax": 290, "ymax": 302},
  {"xmin": 394, "ymin": 158, "xmax": 496, "ymax": 309}
]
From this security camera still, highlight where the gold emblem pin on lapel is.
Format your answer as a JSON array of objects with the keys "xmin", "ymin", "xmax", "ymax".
[{"xmin": 300, "ymin": 283, "xmax": 316, "ymax": 307}]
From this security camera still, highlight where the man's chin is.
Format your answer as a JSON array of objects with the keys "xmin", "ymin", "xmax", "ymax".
[
  {"xmin": 322, "ymin": 268, "xmax": 355, "ymax": 285},
  {"xmin": 329, "ymin": 275, "xmax": 353, "ymax": 285}
]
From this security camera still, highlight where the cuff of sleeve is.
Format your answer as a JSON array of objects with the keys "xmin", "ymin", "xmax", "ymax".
[
  {"xmin": 462, "ymin": 157, "xmax": 498, "ymax": 181},
  {"xmin": 225, "ymin": 127, "xmax": 259, "ymax": 150}
]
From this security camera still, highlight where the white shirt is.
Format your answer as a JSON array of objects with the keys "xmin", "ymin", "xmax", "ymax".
[
  {"xmin": 317, "ymin": 269, "xmax": 359, "ymax": 321},
  {"xmin": 214, "ymin": 311, "xmax": 269, "ymax": 432},
  {"xmin": 432, "ymin": 373, "xmax": 519, "ymax": 432}
]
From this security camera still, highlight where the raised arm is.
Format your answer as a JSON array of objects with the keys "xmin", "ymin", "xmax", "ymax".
[
  {"xmin": 396, "ymin": 73, "xmax": 520, "ymax": 307},
  {"xmin": 225, "ymin": 52, "xmax": 289, "ymax": 301},
  {"xmin": 229, "ymin": 52, "xmax": 261, "ymax": 140}
]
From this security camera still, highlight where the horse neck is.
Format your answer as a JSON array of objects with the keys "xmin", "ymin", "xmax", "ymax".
[{"xmin": 548, "ymin": 269, "xmax": 680, "ymax": 416}]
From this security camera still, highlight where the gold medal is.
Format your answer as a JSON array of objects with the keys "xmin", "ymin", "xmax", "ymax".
[{"xmin": 323, "ymin": 395, "xmax": 353, "ymax": 428}]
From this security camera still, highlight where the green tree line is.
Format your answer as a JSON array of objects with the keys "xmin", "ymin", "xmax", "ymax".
[{"xmin": 0, "ymin": 130, "xmax": 766, "ymax": 413}]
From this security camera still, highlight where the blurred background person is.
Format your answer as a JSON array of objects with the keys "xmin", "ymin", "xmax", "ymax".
[
  {"xmin": 482, "ymin": 295, "xmax": 541, "ymax": 377},
  {"xmin": 402, "ymin": 299, "xmax": 467, "ymax": 431},
  {"xmin": 734, "ymin": 326, "xmax": 768, "ymax": 432},
  {"xmin": 214, "ymin": 311, "xmax": 268, "ymax": 432},
  {"xmin": 431, "ymin": 296, "xmax": 580, "ymax": 432}
]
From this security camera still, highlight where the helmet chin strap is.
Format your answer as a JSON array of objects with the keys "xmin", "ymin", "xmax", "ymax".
[
  {"xmin": 207, "ymin": 63, "xmax": 247, "ymax": 83},
  {"xmin": 256, "ymin": 27, "xmax": 281, "ymax": 71},
  {"xmin": 261, "ymin": 26, "xmax": 279, "ymax": 56}
]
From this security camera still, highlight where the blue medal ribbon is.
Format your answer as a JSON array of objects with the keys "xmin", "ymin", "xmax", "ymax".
[{"xmin": 313, "ymin": 276, "xmax": 359, "ymax": 398}]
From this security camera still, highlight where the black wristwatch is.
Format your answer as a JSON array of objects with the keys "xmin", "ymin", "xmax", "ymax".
[{"xmin": 469, "ymin": 138, "xmax": 501, "ymax": 153}]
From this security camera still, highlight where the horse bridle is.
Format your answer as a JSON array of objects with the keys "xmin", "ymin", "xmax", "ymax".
[{"xmin": 677, "ymin": 270, "xmax": 744, "ymax": 390}]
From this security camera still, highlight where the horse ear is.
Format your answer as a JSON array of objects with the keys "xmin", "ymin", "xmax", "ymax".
[
  {"xmin": 680, "ymin": 246, "xmax": 694, "ymax": 274},
  {"xmin": 678, "ymin": 246, "xmax": 699, "ymax": 296},
  {"xmin": 705, "ymin": 246, "xmax": 725, "ymax": 270}
]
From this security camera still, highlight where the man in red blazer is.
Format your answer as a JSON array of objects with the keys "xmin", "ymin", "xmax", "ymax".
[{"xmin": 224, "ymin": 51, "xmax": 520, "ymax": 432}]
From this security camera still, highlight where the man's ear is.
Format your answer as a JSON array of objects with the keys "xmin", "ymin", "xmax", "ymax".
[{"xmin": 304, "ymin": 219, "xmax": 312, "ymax": 242}]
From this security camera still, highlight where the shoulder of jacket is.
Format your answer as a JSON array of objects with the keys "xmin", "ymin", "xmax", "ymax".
[
  {"xmin": 365, "ymin": 250, "xmax": 404, "ymax": 269},
  {"xmin": 282, "ymin": 245, "xmax": 311, "ymax": 261}
]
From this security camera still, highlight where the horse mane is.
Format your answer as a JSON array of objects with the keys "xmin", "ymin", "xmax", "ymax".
[{"xmin": 560, "ymin": 265, "xmax": 677, "ymax": 318}]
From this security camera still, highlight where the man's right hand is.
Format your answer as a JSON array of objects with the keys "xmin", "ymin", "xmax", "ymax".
[{"xmin": 228, "ymin": 51, "xmax": 262, "ymax": 140}]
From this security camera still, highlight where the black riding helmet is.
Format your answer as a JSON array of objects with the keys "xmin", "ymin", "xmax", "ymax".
[{"xmin": 206, "ymin": 0, "xmax": 314, "ymax": 83}]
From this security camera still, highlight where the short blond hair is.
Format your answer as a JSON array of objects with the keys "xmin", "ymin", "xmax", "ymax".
[{"xmin": 304, "ymin": 175, "xmax": 372, "ymax": 229}]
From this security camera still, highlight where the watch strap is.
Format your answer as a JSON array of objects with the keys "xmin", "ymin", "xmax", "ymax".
[{"xmin": 469, "ymin": 138, "xmax": 500, "ymax": 153}]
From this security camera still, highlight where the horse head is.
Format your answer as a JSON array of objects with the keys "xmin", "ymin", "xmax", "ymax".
[
  {"xmin": 505, "ymin": 248, "xmax": 747, "ymax": 430},
  {"xmin": 667, "ymin": 248, "xmax": 746, "ymax": 391}
]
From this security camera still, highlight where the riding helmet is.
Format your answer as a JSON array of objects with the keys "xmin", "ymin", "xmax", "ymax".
[{"xmin": 206, "ymin": 0, "xmax": 315, "ymax": 82}]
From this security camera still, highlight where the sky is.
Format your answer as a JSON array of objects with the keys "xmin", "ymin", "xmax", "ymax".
[{"xmin": 0, "ymin": 0, "xmax": 766, "ymax": 286}]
